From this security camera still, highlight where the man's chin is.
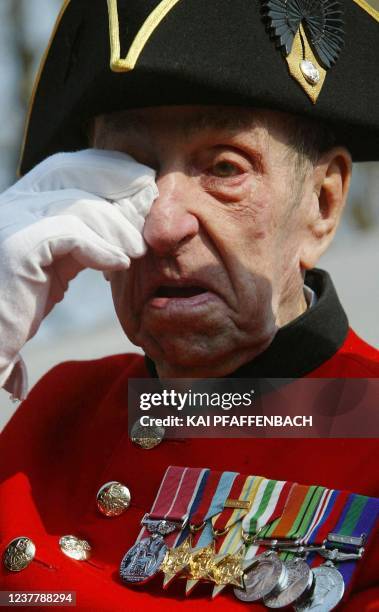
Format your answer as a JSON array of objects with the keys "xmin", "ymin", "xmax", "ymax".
[
  {"xmin": 141, "ymin": 333, "xmax": 272, "ymax": 379},
  {"xmin": 132, "ymin": 311, "xmax": 278, "ymax": 377}
]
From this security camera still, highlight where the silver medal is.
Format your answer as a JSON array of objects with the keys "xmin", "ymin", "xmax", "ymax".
[
  {"xmin": 295, "ymin": 564, "xmax": 345, "ymax": 612},
  {"xmin": 264, "ymin": 557, "xmax": 313, "ymax": 608},
  {"xmin": 120, "ymin": 534, "xmax": 168, "ymax": 584},
  {"xmin": 120, "ymin": 518, "xmax": 180, "ymax": 585},
  {"xmin": 234, "ymin": 551, "xmax": 288, "ymax": 602}
]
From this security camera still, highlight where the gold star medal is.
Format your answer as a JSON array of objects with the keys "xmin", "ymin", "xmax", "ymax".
[
  {"xmin": 211, "ymin": 548, "xmax": 262, "ymax": 598},
  {"xmin": 185, "ymin": 542, "xmax": 216, "ymax": 595},
  {"xmin": 209, "ymin": 549, "xmax": 245, "ymax": 588},
  {"xmin": 160, "ymin": 536, "xmax": 193, "ymax": 588}
]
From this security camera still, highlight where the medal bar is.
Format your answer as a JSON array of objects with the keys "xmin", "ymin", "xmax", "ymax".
[{"xmin": 118, "ymin": 466, "xmax": 379, "ymax": 611}]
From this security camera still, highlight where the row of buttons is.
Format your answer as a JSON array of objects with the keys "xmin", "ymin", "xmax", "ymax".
[
  {"xmin": 3, "ymin": 480, "xmax": 131, "ymax": 572},
  {"xmin": 3, "ymin": 420, "xmax": 166, "ymax": 572}
]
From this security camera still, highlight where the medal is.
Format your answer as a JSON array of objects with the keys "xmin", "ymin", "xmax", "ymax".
[
  {"xmin": 288, "ymin": 492, "xmax": 379, "ymax": 610},
  {"xmin": 186, "ymin": 542, "xmax": 216, "ymax": 582},
  {"xmin": 120, "ymin": 466, "xmax": 208, "ymax": 585},
  {"xmin": 234, "ymin": 550, "xmax": 288, "ymax": 602},
  {"xmin": 234, "ymin": 481, "xmax": 306, "ymax": 603},
  {"xmin": 220, "ymin": 477, "xmax": 290, "ymax": 598},
  {"xmin": 209, "ymin": 474, "xmax": 262, "ymax": 597},
  {"xmin": 161, "ymin": 470, "xmax": 238, "ymax": 589},
  {"xmin": 182, "ymin": 470, "xmax": 239, "ymax": 594},
  {"xmin": 160, "ymin": 536, "xmax": 193, "ymax": 585},
  {"xmin": 208, "ymin": 548, "xmax": 246, "ymax": 588},
  {"xmin": 263, "ymin": 485, "xmax": 329, "ymax": 608},
  {"xmin": 120, "ymin": 465, "xmax": 379, "ymax": 608},
  {"xmin": 264, "ymin": 557, "xmax": 313, "ymax": 608},
  {"xmin": 303, "ymin": 493, "xmax": 379, "ymax": 610},
  {"xmin": 295, "ymin": 563, "xmax": 344, "ymax": 612},
  {"xmin": 120, "ymin": 517, "xmax": 181, "ymax": 584},
  {"xmin": 235, "ymin": 484, "xmax": 326, "ymax": 605}
]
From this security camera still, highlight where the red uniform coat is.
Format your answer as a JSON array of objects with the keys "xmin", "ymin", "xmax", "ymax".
[{"xmin": 1, "ymin": 271, "xmax": 379, "ymax": 610}]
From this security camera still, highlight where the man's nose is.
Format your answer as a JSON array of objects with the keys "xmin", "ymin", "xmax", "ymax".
[{"xmin": 143, "ymin": 172, "xmax": 199, "ymax": 256}]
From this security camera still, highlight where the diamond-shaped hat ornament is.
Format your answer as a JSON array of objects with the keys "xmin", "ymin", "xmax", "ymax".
[{"xmin": 262, "ymin": 0, "xmax": 345, "ymax": 102}]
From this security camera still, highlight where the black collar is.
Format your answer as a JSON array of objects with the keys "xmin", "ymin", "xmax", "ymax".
[{"xmin": 145, "ymin": 269, "xmax": 348, "ymax": 379}]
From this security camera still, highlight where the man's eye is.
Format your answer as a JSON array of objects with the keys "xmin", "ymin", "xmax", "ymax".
[{"xmin": 210, "ymin": 161, "xmax": 241, "ymax": 178}]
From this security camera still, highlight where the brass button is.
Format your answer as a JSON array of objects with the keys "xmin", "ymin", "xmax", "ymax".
[
  {"xmin": 96, "ymin": 481, "xmax": 131, "ymax": 517},
  {"xmin": 130, "ymin": 419, "xmax": 165, "ymax": 449},
  {"xmin": 59, "ymin": 535, "xmax": 91, "ymax": 561},
  {"xmin": 3, "ymin": 536, "xmax": 36, "ymax": 572}
]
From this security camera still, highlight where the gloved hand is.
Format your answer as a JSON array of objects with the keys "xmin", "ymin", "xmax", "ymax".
[{"xmin": 0, "ymin": 149, "xmax": 158, "ymax": 400}]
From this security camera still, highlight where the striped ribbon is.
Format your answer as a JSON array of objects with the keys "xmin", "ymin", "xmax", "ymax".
[
  {"xmin": 261, "ymin": 484, "xmax": 326, "ymax": 541},
  {"xmin": 212, "ymin": 475, "xmax": 261, "ymax": 550},
  {"xmin": 307, "ymin": 489, "xmax": 350, "ymax": 545},
  {"xmin": 210, "ymin": 475, "xmax": 263, "ymax": 597},
  {"xmin": 186, "ymin": 472, "xmax": 249, "ymax": 595},
  {"xmin": 242, "ymin": 478, "xmax": 295, "ymax": 561},
  {"xmin": 188, "ymin": 470, "xmax": 238, "ymax": 548},
  {"xmin": 329, "ymin": 494, "xmax": 379, "ymax": 590},
  {"xmin": 243, "ymin": 479, "xmax": 293, "ymax": 535},
  {"xmin": 134, "ymin": 466, "xmax": 379, "ymax": 602},
  {"xmin": 300, "ymin": 489, "xmax": 353, "ymax": 570},
  {"xmin": 137, "ymin": 466, "xmax": 209, "ymax": 547},
  {"xmin": 275, "ymin": 489, "xmax": 379, "ymax": 597}
]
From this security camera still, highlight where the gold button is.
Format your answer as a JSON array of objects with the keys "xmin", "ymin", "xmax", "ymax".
[
  {"xmin": 96, "ymin": 481, "xmax": 131, "ymax": 517},
  {"xmin": 59, "ymin": 535, "xmax": 91, "ymax": 561},
  {"xmin": 3, "ymin": 537, "xmax": 36, "ymax": 572},
  {"xmin": 130, "ymin": 419, "xmax": 165, "ymax": 449}
]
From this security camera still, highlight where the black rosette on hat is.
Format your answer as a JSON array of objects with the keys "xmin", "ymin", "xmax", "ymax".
[{"xmin": 263, "ymin": 0, "xmax": 345, "ymax": 68}]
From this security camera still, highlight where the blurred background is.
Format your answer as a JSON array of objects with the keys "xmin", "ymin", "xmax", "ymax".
[{"xmin": 0, "ymin": 0, "xmax": 378, "ymax": 430}]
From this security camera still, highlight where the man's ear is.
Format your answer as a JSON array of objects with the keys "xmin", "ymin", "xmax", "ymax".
[{"xmin": 300, "ymin": 147, "xmax": 352, "ymax": 270}]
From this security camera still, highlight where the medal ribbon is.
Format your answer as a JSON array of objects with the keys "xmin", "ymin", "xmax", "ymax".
[
  {"xmin": 243, "ymin": 478, "xmax": 294, "ymax": 536},
  {"xmin": 306, "ymin": 489, "xmax": 350, "ymax": 545},
  {"xmin": 300, "ymin": 489, "xmax": 355, "ymax": 569},
  {"xmin": 185, "ymin": 473, "xmax": 258, "ymax": 595},
  {"xmin": 149, "ymin": 466, "xmax": 207, "ymax": 521},
  {"xmin": 292, "ymin": 490, "xmax": 379, "ymax": 596},
  {"xmin": 328, "ymin": 494, "xmax": 379, "ymax": 590},
  {"xmin": 262, "ymin": 484, "xmax": 326, "ymax": 540},
  {"xmin": 212, "ymin": 475, "xmax": 261, "ymax": 550},
  {"xmin": 242, "ymin": 478, "xmax": 295, "ymax": 561},
  {"xmin": 209, "ymin": 474, "xmax": 262, "ymax": 597},
  {"xmin": 209, "ymin": 474, "xmax": 261, "ymax": 552},
  {"xmin": 190, "ymin": 470, "xmax": 238, "ymax": 548},
  {"xmin": 138, "ymin": 466, "xmax": 209, "ymax": 546},
  {"xmin": 185, "ymin": 471, "xmax": 242, "ymax": 594}
]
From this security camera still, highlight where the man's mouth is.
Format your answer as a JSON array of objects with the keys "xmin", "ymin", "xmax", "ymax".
[
  {"xmin": 146, "ymin": 281, "xmax": 220, "ymax": 312},
  {"xmin": 155, "ymin": 285, "xmax": 208, "ymax": 299}
]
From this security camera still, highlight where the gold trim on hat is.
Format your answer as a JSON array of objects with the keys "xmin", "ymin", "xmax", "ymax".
[
  {"xmin": 353, "ymin": 0, "xmax": 379, "ymax": 22},
  {"xmin": 107, "ymin": 0, "xmax": 182, "ymax": 72},
  {"xmin": 286, "ymin": 24, "xmax": 327, "ymax": 104},
  {"xmin": 18, "ymin": 0, "xmax": 71, "ymax": 176}
]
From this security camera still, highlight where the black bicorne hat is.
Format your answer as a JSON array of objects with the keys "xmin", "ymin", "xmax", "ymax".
[{"xmin": 19, "ymin": 0, "xmax": 379, "ymax": 174}]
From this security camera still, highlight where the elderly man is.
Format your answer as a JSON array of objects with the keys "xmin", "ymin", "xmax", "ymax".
[{"xmin": 0, "ymin": 0, "xmax": 378, "ymax": 610}]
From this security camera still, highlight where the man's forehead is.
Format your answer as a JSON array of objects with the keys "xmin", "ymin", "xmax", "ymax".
[{"xmin": 97, "ymin": 106, "xmax": 263, "ymax": 138}]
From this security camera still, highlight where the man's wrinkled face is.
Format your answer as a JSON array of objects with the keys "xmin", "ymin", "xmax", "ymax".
[{"xmin": 93, "ymin": 106, "xmax": 316, "ymax": 377}]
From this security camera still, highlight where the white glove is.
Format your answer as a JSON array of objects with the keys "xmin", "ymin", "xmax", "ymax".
[{"xmin": 0, "ymin": 149, "xmax": 158, "ymax": 400}]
